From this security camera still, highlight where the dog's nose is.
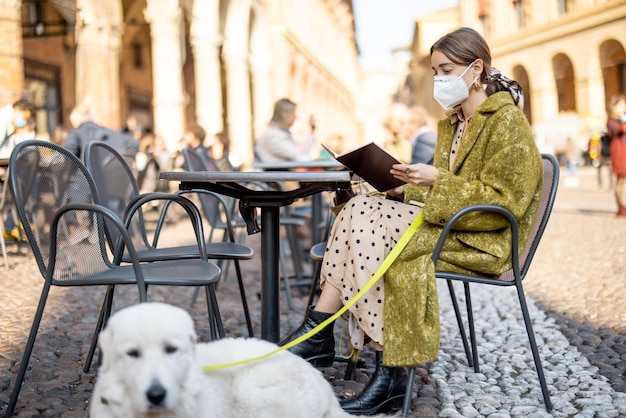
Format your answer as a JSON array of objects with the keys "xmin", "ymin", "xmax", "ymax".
[{"xmin": 146, "ymin": 382, "xmax": 167, "ymax": 406}]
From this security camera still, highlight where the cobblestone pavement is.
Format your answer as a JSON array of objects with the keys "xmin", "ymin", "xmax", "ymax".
[{"xmin": 0, "ymin": 166, "xmax": 625, "ymax": 417}]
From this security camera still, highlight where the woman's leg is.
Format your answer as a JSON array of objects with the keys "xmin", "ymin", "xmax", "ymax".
[
  {"xmin": 322, "ymin": 195, "xmax": 419, "ymax": 350},
  {"xmin": 615, "ymin": 175, "xmax": 626, "ymax": 215},
  {"xmin": 314, "ymin": 283, "xmax": 344, "ymax": 313}
]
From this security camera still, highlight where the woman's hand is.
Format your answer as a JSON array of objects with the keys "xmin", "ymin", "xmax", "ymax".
[{"xmin": 391, "ymin": 163, "xmax": 439, "ymax": 187}]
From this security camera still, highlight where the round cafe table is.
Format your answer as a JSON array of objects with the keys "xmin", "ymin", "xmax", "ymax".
[{"xmin": 160, "ymin": 170, "xmax": 351, "ymax": 342}]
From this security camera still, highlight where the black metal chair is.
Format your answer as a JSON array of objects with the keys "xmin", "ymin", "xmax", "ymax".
[
  {"xmin": 0, "ymin": 170, "xmax": 15, "ymax": 269},
  {"xmin": 4, "ymin": 140, "xmax": 223, "ymax": 417},
  {"xmin": 84, "ymin": 141, "xmax": 254, "ymax": 337},
  {"xmin": 401, "ymin": 153, "xmax": 559, "ymax": 416}
]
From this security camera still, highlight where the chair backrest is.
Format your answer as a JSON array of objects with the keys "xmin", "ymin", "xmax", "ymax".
[
  {"xmin": 9, "ymin": 140, "xmax": 112, "ymax": 281},
  {"xmin": 84, "ymin": 141, "xmax": 149, "ymax": 252},
  {"xmin": 182, "ymin": 147, "xmax": 230, "ymax": 230},
  {"xmin": 500, "ymin": 153, "xmax": 560, "ymax": 282},
  {"xmin": 0, "ymin": 168, "xmax": 16, "ymax": 214}
]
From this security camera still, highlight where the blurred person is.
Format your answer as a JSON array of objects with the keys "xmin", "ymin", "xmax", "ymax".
[
  {"xmin": 404, "ymin": 106, "xmax": 437, "ymax": 164},
  {"xmin": 0, "ymin": 99, "xmax": 36, "ymax": 159},
  {"xmin": 563, "ymin": 136, "xmax": 580, "ymax": 187},
  {"xmin": 607, "ymin": 94, "xmax": 626, "ymax": 216},
  {"xmin": 122, "ymin": 114, "xmax": 144, "ymax": 141},
  {"xmin": 207, "ymin": 131, "xmax": 240, "ymax": 171},
  {"xmin": 51, "ymin": 125, "xmax": 69, "ymax": 146},
  {"xmin": 63, "ymin": 101, "xmax": 140, "ymax": 244},
  {"xmin": 318, "ymin": 134, "xmax": 345, "ymax": 160},
  {"xmin": 1, "ymin": 99, "xmax": 36, "ymax": 240},
  {"xmin": 254, "ymin": 98, "xmax": 314, "ymax": 163},
  {"xmin": 183, "ymin": 124, "xmax": 218, "ymax": 171},
  {"xmin": 382, "ymin": 102, "xmax": 411, "ymax": 164},
  {"xmin": 136, "ymin": 133, "xmax": 174, "ymax": 193},
  {"xmin": 298, "ymin": 114, "xmax": 318, "ymax": 155},
  {"xmin": 64, "ymin": 101, "xmax": 139, "ymax": 160}
]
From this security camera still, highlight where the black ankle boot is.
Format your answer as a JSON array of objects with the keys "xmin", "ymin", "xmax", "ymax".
[
  {"xmin": 278, "ymin": 306, "xmax": 335, "ymax": 367},
  {"xmin": 340, "ymin": 351, "xmax": 408, "ymax": 415}
]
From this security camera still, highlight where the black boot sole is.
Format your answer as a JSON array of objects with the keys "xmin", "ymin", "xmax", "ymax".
[
  {"xmin": 304, "ymin": 351, "xmax": 335, "ymax": 367},
  {"xmin": 341, "ymin": 393, "xmax": 404, "ymax": 415}
]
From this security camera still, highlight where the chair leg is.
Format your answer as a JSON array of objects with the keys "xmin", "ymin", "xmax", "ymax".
[
  {"xmin": 285, "ymin": 224, "xmax": 305, "ymax": 282},
  {"xmin": 233, "ymin": 259, "xmax": 254, "ymax": 337},
  {"xmin": 306, "ymin": 259, "xmax": 322, "ymax": 308},
  {"xmin": 84, "ymin": 285, "xmax": 115, "ymax": 373},
  {"xmin": 205, "ymin": 285, "xmax": 225, "ymax": 340},
  {"xmin": 446, "ymin": 280, "xmax": 473, "ymax": 368},
  {"xmin": 6, "ymin": 284, "xmax": 51, "ymax": 417},
  {"xmin": 463, "ymin": 282, "xmax": 479, "ymax": 373},
  {"xmin": 516, "ymin": 284, "xmax": 553, "ymax": 411},
  {"xmin": 279, "ymin": 239, "xmax": 294, "ymax": 310},
  {"xmin": 343, "ymin": 349, "xmax": 359, "ymax": 380},
  {"xmin": 190, "ymin": 286, "xmax": 200, "ymax": 308},
  {"xmin": 0, "ymin": 221, "xmax": 9, "ymax": 270},
  {"xmin": 402, "ymin": 367, "xmax": 416, "ymax": 417}
]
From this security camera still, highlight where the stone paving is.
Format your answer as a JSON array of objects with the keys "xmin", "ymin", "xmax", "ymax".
[{"xmin": 0, "ymin": 165, "xmax": 625, "ymax": 417}]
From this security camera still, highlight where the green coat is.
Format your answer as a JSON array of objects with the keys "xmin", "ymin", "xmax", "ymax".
[{"xmin": 383, "ymin": 92, "xmax": 543, "ymax": 366}]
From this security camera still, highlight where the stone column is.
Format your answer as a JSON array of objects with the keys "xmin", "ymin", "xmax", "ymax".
[
  {"xmin": 190, "ymin": 0, "xmax": 223, "ymax": 138},
  {"xmin": 584, "ymin": 53, "xmax": 606, "ymax": 118},
  {"xmin": 223, "ymin": 2, "xmax": 253, "ymax": 167},
  {"xmin": 145, "ymin": 0, "xmax": 186, "ymax": 150},
  {"xmin": 223, "ymin": 48, "xmax": 253, "ymax": 166},
  {"xmin": 75, "ymin": 2, "xmax": 122, "ymax": 128},
  {"xmin": 250, "ymin": 18, "xmax": 273, "ymax": 140},
  {"xmin": 0, "ymin": 0, "xmax": 24, "ymax": 103}
]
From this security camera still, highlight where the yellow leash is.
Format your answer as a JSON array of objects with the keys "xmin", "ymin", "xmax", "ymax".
[{"xmin": 203, "ymin": 211, "xmax": 424, "ymax": 372}]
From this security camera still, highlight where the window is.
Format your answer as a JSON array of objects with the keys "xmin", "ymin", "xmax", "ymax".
[
  {"xmin": 477, "ymin": 0, "xmax": 489, "ymax": 37},
  {"xmin": 557, "ymin": 0, "xmax": 574, "ymax": 15},
  {"xmin": 513, "ymin": 0, "xmax": 524, "ymax": 28},
  {"xmin": 132, "ymin": 43, "xmax": 143, "ymax": 69}
]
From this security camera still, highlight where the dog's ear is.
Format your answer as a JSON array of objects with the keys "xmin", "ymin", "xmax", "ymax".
[
  {"xmin": 188, "ymin": 327, "xmax": 198, "ymax": 357},
  {"xmin": 97, "ymin": 324, "xmax": 114, "ymax": 373}
]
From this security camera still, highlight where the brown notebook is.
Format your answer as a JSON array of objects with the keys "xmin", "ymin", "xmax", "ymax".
[{"xmin": 322, "ymin": 142, "xmax": 405, "ymax": 192}]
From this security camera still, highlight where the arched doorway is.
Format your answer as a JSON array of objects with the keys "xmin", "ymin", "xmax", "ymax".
[
  {"xmin": 552, "ymin": 53, "xmax": 576, "ymax": 112},
  {"xmin": 599, "ymin": 39, "xmax": 626, "ymax": 108},
  {"xmin": 513, "ymin": 64, "xmax": 531, "ymax": 123}
]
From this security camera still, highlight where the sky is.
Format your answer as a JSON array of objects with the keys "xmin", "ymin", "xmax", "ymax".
[{"xmin": 352, "ymin": 0, "xmax": 459, "ymax": 73}]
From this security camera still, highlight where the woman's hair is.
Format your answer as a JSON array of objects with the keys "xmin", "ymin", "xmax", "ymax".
[
  {"xmin": 608, "ymin": 93, "xmax": 626, "ymax": 117},
  {"xmin": 271, "ymin": 98, "xmax": 296, "ymax": 124},
  {"xmin": 188, "ymin": 124, "xmax": 206, "ymax": 142},
  {"xmin": 13, "ymin": 99, "xmax": 36, "ymax": 119},
  {"xmin": 215, "ymin": 131, "xmax": 230, "ymax": 152},
  {"xmin": 431, "ymin": 27, "xmax": 513, "ymax": 98}
]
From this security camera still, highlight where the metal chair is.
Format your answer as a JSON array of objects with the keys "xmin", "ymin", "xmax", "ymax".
[
  {"xmin": 401, "ymin": 153, "xmax": 559, "ymax": 416},
  {"xmin": 0, "ymin": 174, "xmax": 14, "ymax": 269},
  {"xmin": 177, "ymin": 147, "xmax": 257, "ymax": 333},
  {"xmin": 4, "ymin": 140, "xmax": 223, "ymax": 417},
  {"xmin": 84, "ymin": 141, "xmax": 254, "ymax": 337}
]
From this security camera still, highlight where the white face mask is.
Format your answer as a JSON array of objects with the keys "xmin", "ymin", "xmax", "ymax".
[{"xmin": 433, "ymin": 61, "xmax": 478, "ymax": 109}]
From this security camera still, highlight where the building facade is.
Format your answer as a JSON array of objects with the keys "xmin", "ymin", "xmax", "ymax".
[
  {"xmin": 0, "ymin": 0, "xmax": 360, "ymax": 166},
  {"xmin": 404, "ymin": 0, "xmax": 626, "ymax": 154}
]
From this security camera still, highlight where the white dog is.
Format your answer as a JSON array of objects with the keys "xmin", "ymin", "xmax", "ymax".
[{"xmin": 90, "ymin": 302, "xmax": 399, "ymax": 418}]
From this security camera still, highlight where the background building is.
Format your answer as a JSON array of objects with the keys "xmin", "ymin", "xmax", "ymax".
[
  {"xmin": 403, "ymin": 0, "xmax": 626, "ymax": 157},
  {"xmin": 0, "ymin": 0, "xmax": 360, "ymax": 166}
]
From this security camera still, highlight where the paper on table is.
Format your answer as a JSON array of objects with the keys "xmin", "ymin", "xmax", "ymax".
[{"xmin": 321, "ymin": 142, "xmax": 405, "ymax": 192}]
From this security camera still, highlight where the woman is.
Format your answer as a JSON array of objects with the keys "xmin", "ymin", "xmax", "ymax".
[
  {"xmin": 606, "ymin": 94, "xmax": 626, "ymax": 217},
  {"xmin": 254, "ymin": 98, "xmax": 313, "ymax": 163},
  {"xmin": 280, "ymin": 27, "xmax": 543, "ymax": 415}
]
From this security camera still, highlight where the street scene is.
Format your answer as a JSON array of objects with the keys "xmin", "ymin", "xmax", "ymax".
[
  {"xmin": 0, "ymin": 165, "xmax": 625, "ymax": 417},
  {"xmin": 1, "ymin": 0, "xmax": 626, "ymax": 417}
]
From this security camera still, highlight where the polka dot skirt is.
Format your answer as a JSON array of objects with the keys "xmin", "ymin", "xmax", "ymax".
[{"xmin": 320, "ymin": 194, "xmax": 419, "ymax": 350}]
